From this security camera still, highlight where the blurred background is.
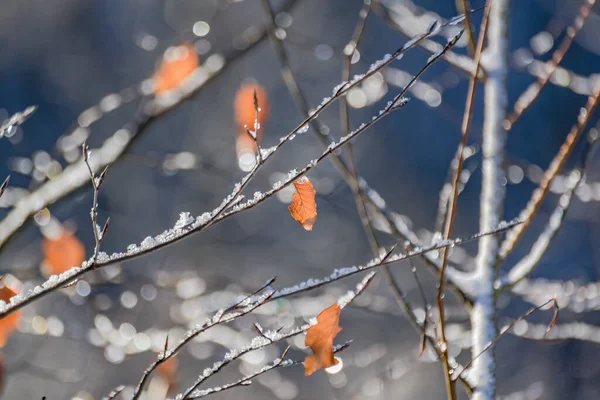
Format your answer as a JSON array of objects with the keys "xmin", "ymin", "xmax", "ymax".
[{"xmin": 0, "ymin": 0, "xmax": 600, "ymax": 398}]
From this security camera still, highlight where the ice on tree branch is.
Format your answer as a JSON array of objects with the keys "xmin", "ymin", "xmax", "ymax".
[
  {"xmin": 186, "ymin": 342, "xmax": 351, "ymax": 399},
  {"xmin": 175, "ymin": 272, "xmax": 376, "ymax": 399}
]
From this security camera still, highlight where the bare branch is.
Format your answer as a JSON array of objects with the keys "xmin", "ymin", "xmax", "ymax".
[
  {"xmin": 128, "ymin": 279, "xmax": 277, "ymax": 399},
  {"xmin": 178, "ymin": 272, "xmax": 377, "ymax": 398},
  {"xmin": 512, "ymin": 321, "xmax": 600, "ymax": 343},
  {"xmin": 455, "ymin": 298, "xmax": 558, "ymax": 381},
  {"xmin": 0, "ymin": 105, "xmax": 37, "ymax": 138},
  {"xmin": 371, "ymin": 0, "xmax": 482, "ymax": 80},
  {"xmin": 499, "ymin": 86, "xmax": 600, "ymax": 261},
  {"xmin": 437, "ymin": 3, "xmax": 491, "ymax": 397},
  {"xmin": 497, "ymin": 131, "xmax": 598, "ymax": 291},
  {"xmin": 512, "ymin": 278, "xmax": 600, "ymax": 313},
  {"xmin": 504, "ymin": 0, "xmax": 597, "ymax": 130},
  {"xmin": 0, "ymin": 0, "xmax": 302, "ymax": 252}
]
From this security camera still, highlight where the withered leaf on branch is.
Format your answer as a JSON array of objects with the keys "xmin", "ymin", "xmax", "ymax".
[
  {"xmin": 289, "ymin": 177, "xmax": 317, "ymax": 231},
  {"xmin": 304, "ymin": 304, "xmax": 342, "ymax": 375}
]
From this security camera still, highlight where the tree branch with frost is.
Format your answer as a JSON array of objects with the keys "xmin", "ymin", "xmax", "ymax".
[
  {"xmin": 82, "ymin": 143, "xmax": 110, "ymax": 264},
  {"xmin": 499, "ymin": 86, "xmax": 600, "ymax": 261},
  {"xmin": 265, "ymin": 0, "xmax": 474, "ymax": 315},
  {"xmin": 0, "ymin": 29, "xmax": 472, "ymax": 319},
  {"xmin": 264, "ymin": 0, "xmax": 455, "ymax": 373},
  {"xmin": 186, "ymin": 342, "xmax": 352, "ymax": 399},
  {"xmin": 127, "ymin": 278, "xmax": 277, "ymax": 399},
  {"xmin": 0, "ymin": 183, "xmax": 518, "ymax": 322},
  {"xmin": 177, "ymin": 272, "xmax": 376, "ymax": 399},
  {"xmin": 0, "ymin": 0, "xmax": 303, "ymax": 251},
  {"xmin": 470, "ymin": 0, "xmax": 509, "ymax": 398},
  {"xmin": 504, "ymin": 0, "xmax": 597, "ymax": 131},
  {"xmin": 371, "ymin": 0, "xmax": 483, "ymax": 80}
]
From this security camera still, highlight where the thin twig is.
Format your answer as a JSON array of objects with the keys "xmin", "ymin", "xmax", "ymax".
[
  {"xmin": 437, "ymin": 3, "xmax": 491, "ymax": 398},
  {"xmin": 458, "ymin": 0, "xmax": 477, "ymax": 55},
  {"xmin": 0, "ymin": 30, "xmax": 466, "ymax": 320},
  {"xmin": 82, "ymin": 142, "xmax": 110, "ymax": 264},
  {"xmin": 435, "ymin": 150, "xmax": 479, "ymax": 233},
  {"xmin": 454, "ymin": 298, "xmax": 558, "ymax": 381},
  {"xmin": 371, "ymin": 0, "xmax": 483, "ymax": 80},
  {"xmin": 497, "ymin": 131, "xmax": 599, "ymax": 291},
  {"xmin": 499, "ymin": 86, "xmax": 600, "ymax": 261},
  {"xmin": 128, "ymin": 280, "xmax": 276, "ymax": 399},
  {"xmin": 263, "ymin": 0, "xmax": 474, "ymax": 303},
  {"xmin": 0, "ymin": 0, "xmax": 302, "ymax": 252},
  {"xmin": 504, "ymin": 0, "xmax": 597, "ymax": 131},
  {"xmin": 178, "ymin": 272, "xmax": 377, "ymax": 398}
]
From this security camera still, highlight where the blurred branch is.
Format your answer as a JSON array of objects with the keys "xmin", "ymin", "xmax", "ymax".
[
  {"xmin": 128, "ymin": 279, "xmax": 277, "ymax": 399},
  {"xmin": 0, "ymin": 0, "xmax": 302, "ymax": 252},
  {"xmin": 371, "ymin": 0, "xmax": 483, "ymax": 80},
  {"xmin": 513, "ymin": 57, "xmax": 598, "ymax": 97},
  {"xmin": 262, "ymin": 0, "xmax": 450, "ymax": 376},
  {"xmin": 178, "ymin": 272, "xmax": 376, "ymax": 398},
  {"xmin": 435, "ymin": 149, "xmax": 478, "ymax": 233},
  {"xmin": 456, "ymin": 298, "xmax": 558, "ymax": 382},
  {"xmin": 512, "ymin": 279, "xmax": 600, "ymax": 313},
  {"xmin": 469, "ymin": 1, "xmax": 510, "ymax": 398},
  {"xmin": 497, "ymin": 132, "xmax": 599, "ymax": 291},
  {"xmin": 0, "ymin": 106, "xmax": 36, "ymax": 139},
  {"xmin": 511, "ymin": 321, "xmax": 600, "ymax": 344},
  {"xmin": 499, "ymin": 86, "xmax": 600, "ymax": 261},
  {"xmin": 263, "ymin": 1, "xmax": 476, "ymax": 302},
  {"xmin": 504, "ymin": 0, "xmax": 597, "ymax": 131},
  {"xmin": 457, "ymin": 0, "xmax": 476, "ymax": 55}
]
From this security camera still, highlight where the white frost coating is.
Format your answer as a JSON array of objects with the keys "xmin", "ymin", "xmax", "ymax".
[
  {"xmin": 337, "ymin": 272, "xmax": 377, "ymax": 308},
  {"xmin": 471, "ymin": 1, "xmax": 510, "ymax": 399},
  {"xmin": 174, "ymin": 212, "xmax": 195, "ymax": 230}
]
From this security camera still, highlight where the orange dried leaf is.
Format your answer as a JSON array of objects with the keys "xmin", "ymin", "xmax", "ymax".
[
  {"xmin": 0, "ymin": 286, "xmax": 21, "ymax": 348},
  {"xmin": 153, "ymin": 43, "xmax": 199, "ymax": 95},
  {"xmin": 304, "ymin": 304, "xmax": 342, "ymax": 376},
  {"xmin": 234, "ymin": 82, "xmax": 270, "ymax": 134},
  {"xmin": 157, "ymin": 355, "xmax": 179, "ymax": 386},
  {"xmin": 288, "ymin": 178, "xmax": 317, "ymax": 231},
  {"xmin": 42, "ymin": 231, "xmax": 86, "ymax": 276},
  {"xmin": 234, "ymin": 82, "xmax": 270, "ymax": 165}
]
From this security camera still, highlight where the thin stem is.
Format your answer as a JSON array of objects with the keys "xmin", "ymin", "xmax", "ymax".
[
  {"xmin": 504, "ymin": 0, "xmax": 597, "ymax": 131},
  {"xmin": 499, "ymin": 87, "xmax": 600, "ymax": 261},
  {"xmin": 458, "ymin": 0, "xmax": 477, "ymax": 55},
  {"xmin": 455, "ymin": 298, "xmax": 558, "ymax": 380},
  {"xmin": 437, "ymin": 2, "xmax": 491, "ymax": 398}
]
